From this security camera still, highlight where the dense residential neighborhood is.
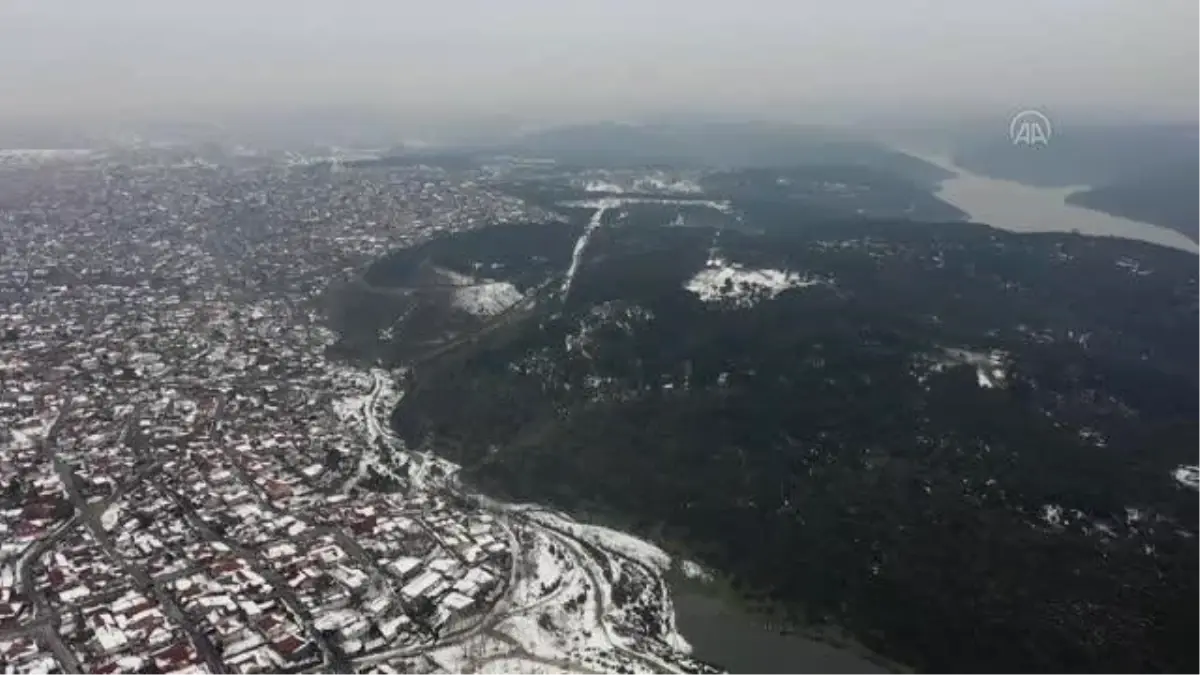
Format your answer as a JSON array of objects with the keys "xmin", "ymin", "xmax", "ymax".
[{"xmin": 0, "ymin": 148, "xmax": 704, "ymax": 674}]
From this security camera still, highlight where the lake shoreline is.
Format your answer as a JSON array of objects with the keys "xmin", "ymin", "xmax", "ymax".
[
  {"xmin": 667, "ymin": 573, "xmax": 896, "ymax": 674},
  {"xmin": 893, "ymin": 148, "xmax": 1199, "ymax": 255}
]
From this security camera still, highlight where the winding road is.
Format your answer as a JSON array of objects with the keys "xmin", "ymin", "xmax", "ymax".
[{"xmin": 355, "ymin": 368, "xmax": 692, "ymax": 673}]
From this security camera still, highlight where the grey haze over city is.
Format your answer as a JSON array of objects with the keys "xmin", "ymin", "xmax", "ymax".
[{"xmin": 1, "ymin": 0, "xmax": 1197, "ymax": 140}]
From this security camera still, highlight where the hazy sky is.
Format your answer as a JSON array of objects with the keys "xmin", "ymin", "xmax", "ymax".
[{"xmin": 1, "ymin": 0, "xmax": 1196, "ymax": 129}]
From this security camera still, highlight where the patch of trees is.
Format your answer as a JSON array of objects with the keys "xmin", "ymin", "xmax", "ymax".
[{"xmin": 1066, "ymin": 159, "xmax": 1200, "ymax": 241}]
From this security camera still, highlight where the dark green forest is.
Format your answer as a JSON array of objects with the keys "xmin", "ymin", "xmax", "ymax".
[
  {"xmin": 333, "ymin": 166, "xmax": 1199, "ymax": 673},
  {"xmin": 377, "ymin": 217, "xmax": 1196, "ymax": 673},
  {"xmin": 1066, "ymin": 160, "xmax": 1199, "ymax": 241},
  {"xmin": 699, "ymin": 165, "xmax": 967, "ymax": 223}
]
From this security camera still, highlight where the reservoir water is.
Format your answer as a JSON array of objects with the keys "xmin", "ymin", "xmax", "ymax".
[
  {"xmin": 897, "ymin": 150, "xmax": 1199, "ymax": 255},
  {"xmin": 672, "ymin": 588, "xmax": 889, "ymax": 674}
]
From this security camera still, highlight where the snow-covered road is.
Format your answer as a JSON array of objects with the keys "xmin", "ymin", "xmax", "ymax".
[{"xmin": 561, "ymin": 200, "xmax": 614, "ymax": 300}]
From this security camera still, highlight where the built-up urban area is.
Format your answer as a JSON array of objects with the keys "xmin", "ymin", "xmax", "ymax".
[{"xmin": 0, "ymin": 147, "xmax": 577, "ymax": 674}]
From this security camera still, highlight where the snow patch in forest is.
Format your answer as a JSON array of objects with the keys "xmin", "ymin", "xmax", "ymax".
[
  {"xmin": 452, "ymin": 282, "xmax": 523, "ymax": 317},
  {"xmin": 679, "ymin": 560, "xmax": 712, "ymax": 582},
  {"xmin": 916, "ymin": 347, "xmax": 1009, "ymax": 389},
  {"xmin": 524, "ymin": 510, "xmax": 672, "ymax": 573},
  {"xmin": 686, "ymin": 255, "xmax": 828, "ymax": 309},
  {"xmin": 1173, "ymin": 465, "xmax": 1199, "ymax": 491}
]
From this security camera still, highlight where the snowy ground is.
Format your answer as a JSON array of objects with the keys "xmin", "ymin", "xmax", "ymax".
[
  {"xmin": 477, "ymin": 657, "xmax": 569, "ymax": 674},
  {"xmin": 913, "ymin": 347, "xmax": 1009, "ymax": 389},
  {"xmin": 1173, "ymin": 465, "xmax": 1199, "ymax": 491},
  {"xmin": 482, "ymin": 506, "xmax": 692, "ymax": 672},
  {"xmin": 584, "ymin": 180, "xmax": 625, "ymax": 194},
  {"xmin": 425, "ymin": 635, "xmax": 513, "ymax": 673},
  {"xmin": 686, "ymin": 254, "xmax": 829, "ymax": 309},
  {"xmin": 453, "ymin": 282, "xmax": 524, "ymax": 317},
  {"xmin": 335, "ymin": 362, "xmax": 707, "ymax": 674},
  {"xmin": 522, "ymin": 510, "xmax": 671, "ymax": 574},
  {"xmin": 581, "ymin": 177, "xmax": 704, "ymax": 196},
  {"xmin": 633, "ymin": 177, "xmax": 703, "ymax": 195},
  {"xmin": 560, "ymin": 196, "xmax": 732, "ymax": 214},
  {"xmin": 679, "ymin": 560, "xmax": 712, "ymax": 582},
  {"xmin": 332, "ymin": 368, "xmax": 412, "ymax": 492}
]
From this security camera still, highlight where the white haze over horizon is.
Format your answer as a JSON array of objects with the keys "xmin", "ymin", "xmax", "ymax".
[{"xmin": 1, "ymin": 0, "xmax": 1196, "ymax": 137}]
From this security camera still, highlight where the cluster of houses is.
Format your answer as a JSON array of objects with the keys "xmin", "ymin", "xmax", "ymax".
[{"xmin": 0, "ymin": 149, "xmax": 557, "ymax": 673}]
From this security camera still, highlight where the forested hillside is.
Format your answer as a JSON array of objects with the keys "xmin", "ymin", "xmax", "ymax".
[{"xmin": 369, "ymin": 213, "xmax": 1198, "ymax": 673}]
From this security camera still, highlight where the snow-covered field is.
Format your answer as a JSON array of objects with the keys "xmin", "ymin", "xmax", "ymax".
[
  {"xmin": 453, "ymin": 282, "xmax": 523, "ymax": 317},
  {"xmin": 679, "ymin": 560, "xmax": 712, "ymax": 582},
  {"xmin": 425, "ymin": 635, "xmax": 513, "ymax": 673},
  {"xmin": 523, "ymin": 510, "xmax": 671, "ymax": 574},
  {"xmin": 477, "ymin": 657, "xmax": 567, "ymax": 674},
  {"xmin": 581, "ymin": 177, "xmax": 704, "ymax": 196},
  {"xmin": 686, "ymin": 255, "xmax": 829, "ymax": 309},
  {"xmin": 492, "ymin": 521, "xmax": 690, "ymax": 673},
  {"xmin": 633, "ymin": 177, "xmax": 703, "ymax": 194},
  {"xmin": 560, "ymin": 196, "xmax": 732, "ymax": 214},
  {"xmin": 913, "ymin": 347, "xmax": 1009, "ymax": 389},
  {"xmin": 584, "ymin": 180, "xmax": 625, "ymax": 194}
]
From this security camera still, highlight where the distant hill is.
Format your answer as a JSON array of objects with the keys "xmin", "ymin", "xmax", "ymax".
[
  {"xmin": 503, "ymin": 121, "xmax": 955, "ymax": 185},
  {"xmin": 950, "ymin": 123, "xmax": 1198, "ymax": 188},
  {"xmin": 1066, "ymin": 160, "xmax": 1199, "ymax": 240},
  {"xmin": 699, "ymin": 164, "xmax": 967, "ymax": 223}
]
